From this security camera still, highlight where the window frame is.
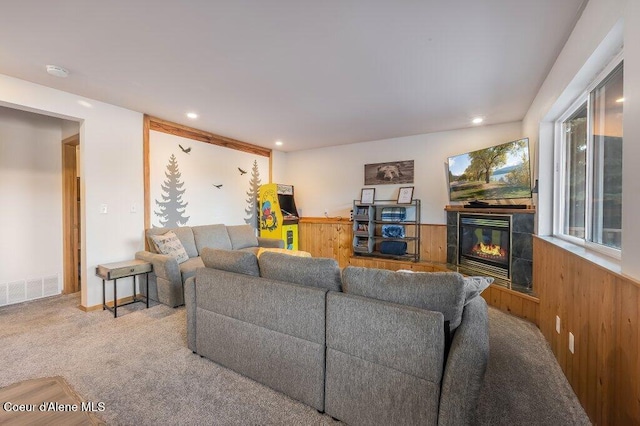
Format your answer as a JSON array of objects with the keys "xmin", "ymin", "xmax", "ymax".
[{"xmin": 553, "ymin": 53, "xmax": 623, "ymax": 259}]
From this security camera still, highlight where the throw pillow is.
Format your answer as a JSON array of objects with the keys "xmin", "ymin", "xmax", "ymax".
[
  {"xmin": 201, "ymin": 248, "xmax": 260, "ymax": 276},
  {"xmin": 149, "ymin": 231, "xmax": 189, "ymax": 264},
  {"xmin": 463, "ymin": 276, "xmax": 494, "ymax": 305}
]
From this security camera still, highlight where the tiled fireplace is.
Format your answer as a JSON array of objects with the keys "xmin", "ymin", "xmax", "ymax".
[
  {"xmin": 446, "ymin": 207, "xmax": 534, "ymax": 293},
  {"xmin": 458, "ymin": 214, "xmax": 511, "ymax": 280}
]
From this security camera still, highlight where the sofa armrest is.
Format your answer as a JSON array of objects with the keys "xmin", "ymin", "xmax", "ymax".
[
  {"xmin": 438, "ymin": 296, "xmax": 489, "ymax": 426},
  {"xmin": 257, "ymin": 237, "xmax": 285, "ymax": 249},
  {"xmin": 135, "ymin": 251, "xmax": 181, "ymax": 284}
]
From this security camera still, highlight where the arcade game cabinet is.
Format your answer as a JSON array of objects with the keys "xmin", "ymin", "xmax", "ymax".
[{"xmin": 259, "ymin": 184, "xmax": 299, "ymax": 250}]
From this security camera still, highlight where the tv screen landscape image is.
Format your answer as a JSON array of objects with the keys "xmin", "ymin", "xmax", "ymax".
[{"xmin": 447, "ymin": 138, "xmax": 532, "ymax": 202}]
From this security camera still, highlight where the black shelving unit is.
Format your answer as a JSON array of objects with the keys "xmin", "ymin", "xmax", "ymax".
[{"xmin": 352, "ymin": 199, "xmax": 421, "ymax": 262}]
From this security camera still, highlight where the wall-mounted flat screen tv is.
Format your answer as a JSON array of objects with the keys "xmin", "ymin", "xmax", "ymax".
[{"xmin": 447, "ymin": 138, "xmax": 532, "ymax": 202}]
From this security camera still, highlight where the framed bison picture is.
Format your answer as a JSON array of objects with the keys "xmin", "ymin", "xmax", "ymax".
[{"xmin": 364, "ymin": 160, "xmax": 414, "ymax": 185}]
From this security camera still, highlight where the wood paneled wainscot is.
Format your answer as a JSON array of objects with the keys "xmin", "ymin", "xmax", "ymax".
[
  {"xmin": 298, "ymin": 217, "xmax": 447, "ymax": 268},
  {"xmin": 298, "ymin": 218, "xmax": 354, "ymax": 267},
  {"xmin": 534, "ymin": 236, "xmax": 640, "ymax": 425},
  {"xmin": 298, "ymin": 217, "xmax": 539, "ymax": 325}
]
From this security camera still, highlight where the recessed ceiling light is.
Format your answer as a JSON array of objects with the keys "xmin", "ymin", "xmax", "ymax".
[
  {"xmin": 275, "ymin": 140, "xmax": 283, "ymax": 146},
  {"xmin": 616, "ymin": 97, "xmax": 625, "ymax": 103},
  {"xmin": 77, "ymin": 100, "xmax": 92, "ymax": 108},
  {"xmin": 472, "ymin": 117, "xmax": 484, "ymax": 124},
  {"xmin": 186, "ymin": 112, "xmax": 198, "ymax": 119},
  {"xmin": 46, "ymin": 65, "xmax": 69, "ymax": 78}
]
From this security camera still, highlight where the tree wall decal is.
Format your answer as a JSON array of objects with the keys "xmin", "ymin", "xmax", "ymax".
[
  {"xmin": 155, "ymin": 154, "xmax": 190, "ymax": 227},
  {"xmin": 244, "ymin": 160, "xmax": 261, "ymax": 229}
]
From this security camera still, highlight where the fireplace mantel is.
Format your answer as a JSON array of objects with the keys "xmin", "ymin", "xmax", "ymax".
[{"xmin": 445, "ymin": 205, "xmax": 535, "ymax": 214}]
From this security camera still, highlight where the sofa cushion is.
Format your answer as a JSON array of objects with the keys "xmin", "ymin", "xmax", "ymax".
[
  {"xmin": 146, "ymin": 227, "xmax": 198, "ymax": 258},
  {"xmin": 192, "ymin": 224, "xmax": 233, "ymax": 253},
  {"xmin": 397, "ymin": 271, "xmax": 493, "ymax": 306},
  {"xmin": 195, "ymin": 267, "xmax": 327, "ymax": 344},
  {"xmin": 463, "ymin": 276, "xmax": 494, "ymax": 305},
  {"xmin": 227, "ymin": 225, "xmax": 259, "ymax": 250},
  {"xmin": 180, "ymin": 256, "xmax": 205, "ymax": 282},
  {"xmin": 148, "ymin": 231, "xmax": 190, "ymax": 264},
  {"xmin": 201, "ymin": 247, "xmax": 260, "ymax": 276},
  {"xmin": 259, "ymin": 252, "xmax": 342, "ymax": 291},
  {"xmin": 341, "ymin": 267, "xmax": 466, "ymax": 330}
]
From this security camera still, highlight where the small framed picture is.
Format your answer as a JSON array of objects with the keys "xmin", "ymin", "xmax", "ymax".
[
  {"xmin": 397, "ymin": 186, "xmax": 414, "ymax": 204},
  {"xmin": 361, "ymin": 188, "xmax": 375, "ymax": 204}
]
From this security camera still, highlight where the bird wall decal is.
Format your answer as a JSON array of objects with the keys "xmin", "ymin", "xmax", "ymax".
[
  {"xmin": 213, "ymin": 184, "xmax": 223, "ymax": 189},
  {"xmin": 238, "ymin": 167, "xmax": 247, "ymax": 175},
  {"xmin": 179, "ymin": 144, "xmax": 191, "ymax": 154}
]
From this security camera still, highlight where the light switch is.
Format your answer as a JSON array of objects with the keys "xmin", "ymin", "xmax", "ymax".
[
  {"xmin": 100, "ymin": 204, "xmax": 108, "ymax": 214},
  {"xmin": 130, "ymin": 203, "xmax": 138, "ymax": 213}
]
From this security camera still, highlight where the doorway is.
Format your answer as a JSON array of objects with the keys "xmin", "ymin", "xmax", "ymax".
[{"xmin": 62, "ymin": 134, "xmax": 80, "ymax": 294}]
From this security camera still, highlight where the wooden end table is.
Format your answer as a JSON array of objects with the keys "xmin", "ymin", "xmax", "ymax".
[{"xmin": 96, "ymin": 259, "xmax": 152, "ymax": 318}]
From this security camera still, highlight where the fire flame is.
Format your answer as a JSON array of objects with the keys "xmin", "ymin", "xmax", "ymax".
[
  {"xmin": 472, "ymin": 242, "xmax": 506, "ymax": 259},
  {"xmin": 479, "ymin": 242, "xmax": 502, "ymax": 256}
]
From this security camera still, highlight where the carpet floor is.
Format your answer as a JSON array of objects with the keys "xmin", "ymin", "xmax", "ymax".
[{"xmin": 0, "ymin": 293, "xmax": 590, "ymax": 425}]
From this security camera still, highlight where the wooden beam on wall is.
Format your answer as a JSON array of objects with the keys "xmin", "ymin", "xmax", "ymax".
[
  {"xmin": 147, "ymin": 115, "xmax": 271, "ymax": 158},
  {"xmin": 143, "ymin": 115, "xmax": 150, "ymax": 232}
]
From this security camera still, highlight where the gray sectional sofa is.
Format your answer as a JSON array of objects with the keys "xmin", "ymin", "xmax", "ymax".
[
  {"xmin": 185, "ymin": 250, "xmax": 489, "ymax": 425},
  {"xmin": 135, "ymin": 224, "xmax": 283, "ymax": 307}
]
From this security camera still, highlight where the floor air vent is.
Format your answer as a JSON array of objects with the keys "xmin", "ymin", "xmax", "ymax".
[
  {"xmin": 27, "ymin": 278, "xmax": 44, "ymax": 300},
  {"xmin": 0, "ymin": 282, "xmax": 7, "ymax": 306},
  {"xmin": 0, "ymin": 274, "xmax": 60, "ymax": 307},
  {"xmin": 8, "ymin": 281, "xmax": 26, "ymax": 304},
  {"xmin": 43, "ymin": 275, "xmax": 59, "ymax": 297}
]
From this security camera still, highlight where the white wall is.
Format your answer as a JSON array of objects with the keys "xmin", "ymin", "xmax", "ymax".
[
  {"xmin": 523, "ymin": 0, "xmax": 640, "ymax": 279},
  {"xmin": 270, "ymin": 149, "xmax": 288, "ymax": 184},
  {"xmin": 61, "ymin": 119, "xmax": 79, "ymax": 140},
  {"xmin": 0, "ymin": 75, "xmax": 144, "ymax": 308},
  {"xmin": 148, "ymin": 130, "xmax": 269, "ymax": 228},
  {"xmin": 621, "ymin": 0, "xmax": 640, "ymax": 278},
  {"xmin": 285, "ymin": 121, "xmax": 523, "ymax": 224},
  {"xmin": 523, "ymin": 0, "xmax": 626, "ymax": 236},
  {"xmin": 0, "ymin": 107, "xmax": 63, "ymax": 287}
]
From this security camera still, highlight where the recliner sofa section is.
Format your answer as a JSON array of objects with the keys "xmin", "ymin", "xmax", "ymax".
[
  {"xmin": 185, "ymin": 249, "xmax": 341, "ymax": 411},
  {"xmin": 135, "ymin": 224, "xmax": 283, "ymax": 307}
]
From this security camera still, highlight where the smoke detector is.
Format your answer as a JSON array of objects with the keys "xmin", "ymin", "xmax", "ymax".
[{"xmin": 46, "ymin": 65, "xmax": 69, "ymax": 78}]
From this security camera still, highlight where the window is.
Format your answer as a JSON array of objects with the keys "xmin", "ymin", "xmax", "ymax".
[
  {"xmin": 562, "ymin": 103, "xmax": 587, "ymax": 240},
  {"xmin": 556, "ymin": 61, "xmax": 623, "ymax": 254}
]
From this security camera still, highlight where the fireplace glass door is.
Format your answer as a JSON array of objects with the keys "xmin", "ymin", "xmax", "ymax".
[{"xmin": 458, "ymin": 214, "xmax": 511, "ymax": 279}]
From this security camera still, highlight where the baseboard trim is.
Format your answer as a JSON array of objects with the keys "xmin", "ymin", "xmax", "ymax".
[{"xmin": 78, "ymin": 294, "xmax": 143, "ymax": 312}]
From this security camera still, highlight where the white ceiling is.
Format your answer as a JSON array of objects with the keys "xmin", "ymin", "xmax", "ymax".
[{"xmin": 0, "ymin": 0, "xmax": 585, "ymax": 152}]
